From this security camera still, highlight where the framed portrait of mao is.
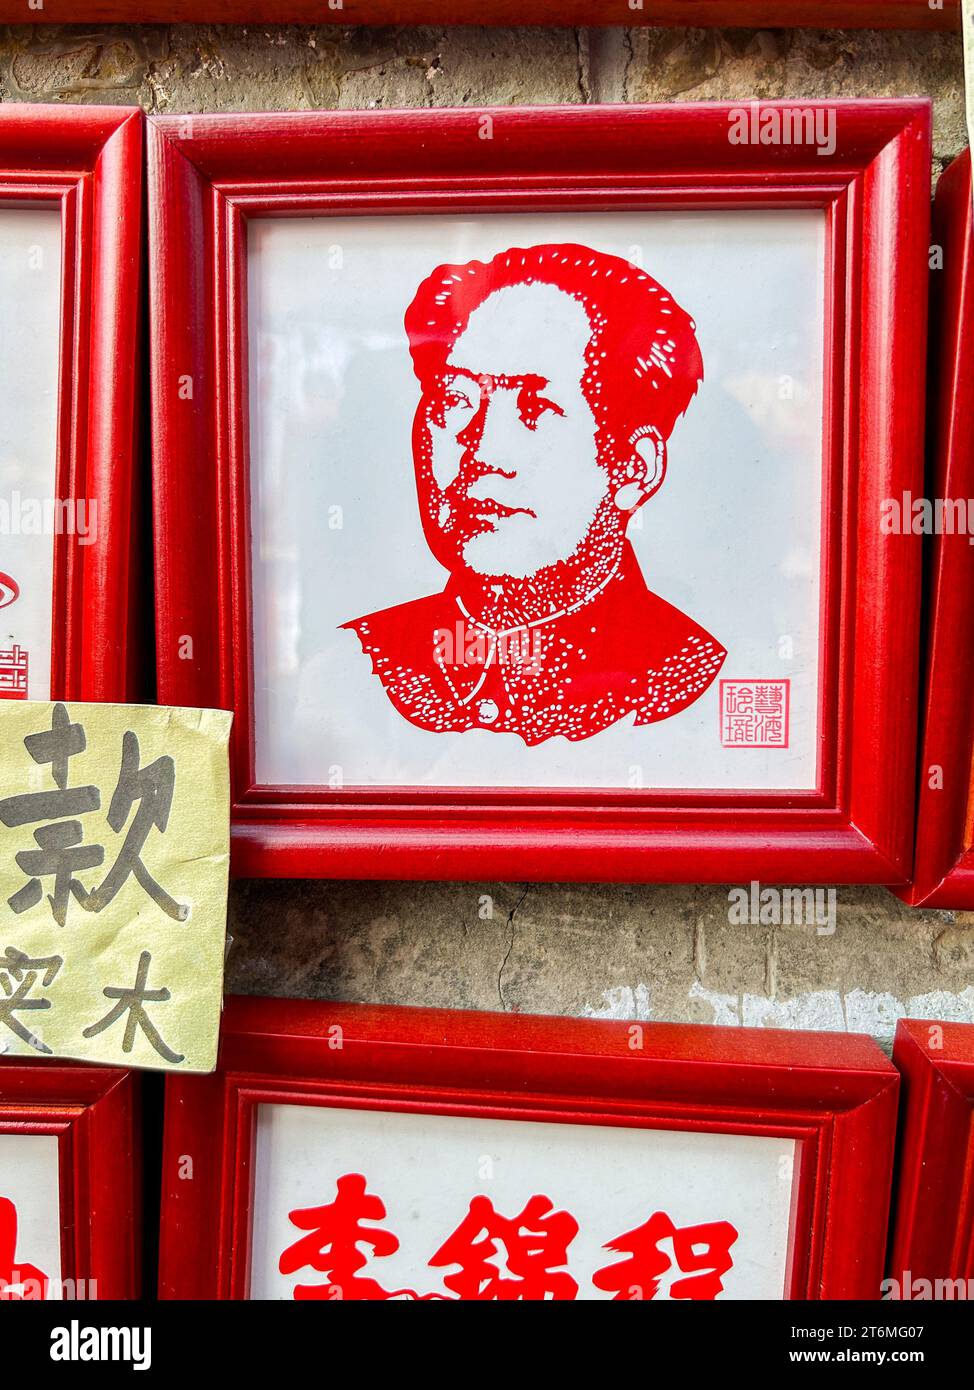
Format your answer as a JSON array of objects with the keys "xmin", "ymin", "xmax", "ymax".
[
  {"xmin": 148, "ymin": 101, "xmax": 929, "ymax": 882},
  {"xmin": 0, "ymin": 105, "xmax": 143, "ymax": 707}
]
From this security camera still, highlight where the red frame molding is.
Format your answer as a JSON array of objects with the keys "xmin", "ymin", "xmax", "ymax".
[
  {"xmin": 888, "ymin": 1019, "xmax": 974, "ymax": 1290},
  {"xmin": 0, "ymin": 1060, "xmax": 140, "ymax": 1300},
  {"xmin": 149, "ymin": 101, "xmax": 929, "ymax": 883},
  {"xmin": 0, "ymin": 3, "xmax": 959, "ymax": 29},
  {"xmin": 0, "ymin": 104, "xmax": 143, "ymax": 703},
  {"xmin": 908, "ymin": 150, "xmax": 974, "ymax": 908},
  {"xmin": 159, "ymin": 996, "xmax": 898, "ymax": 1300}
]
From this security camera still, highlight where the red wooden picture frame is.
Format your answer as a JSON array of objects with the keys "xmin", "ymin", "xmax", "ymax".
[
  {"xmin": 0, "ymin": 1060, "xmax": 140, "ymax": 1300},
  {"xmin": 1, "ymin": 2, "xmax": 959, "ymax": 30},
  {"xmin": 908, "ymin": 149, "xmax": 974, "ymax": 908},
  {"xmin": 888, "ymin": 1019, "xmax": 974, "ymax": 1293},
  {"xmin": 158, "ymin": 996, "xmax": 898, "ymax": 1300},
  {"xmin": 149, "ymin": 100, "xmax": 929, "ymax": 884},
  {"xmin": 0, "ymin": 104, "xmax": 143, "ymax": 705}
]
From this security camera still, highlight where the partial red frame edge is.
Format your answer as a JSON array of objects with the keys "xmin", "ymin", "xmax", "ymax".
[
  {"xmin": 81, "ymin": 105, "xmax": 144, "ymax": 705},
  {"xmin": 0, "ymin": 103, "xmax": 143, "ymax": 705},
  {"xmin": 907, "ymin": 150, "xmax": 974, "ymax": 908},
  {"xmin": 0, "ymin": 1061, "xmax": 141, "ymax": 1300},
  {"xmin": 0, "ymin": 1, "xmax": 960, "ymax": 30},
  {"xmin": 888, "ymin": 1019, "xmax": 974, "ymax": 1288},
  {"xmin": 159, "ymin": 996, "xmax": 899, "ymax": 1300},
  {"xmin": 0, "ymin": 106, "xmax": 142, "ymax": 1301}
]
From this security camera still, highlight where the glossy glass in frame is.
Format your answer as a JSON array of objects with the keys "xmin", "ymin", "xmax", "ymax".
[
  {"xmin": 149, "ymin": 102, "xmax": 929, "ymax": 882},
  {"xmin": 249, "ymin": 210, "xmax": 825, "ymax": 791},
  {"xmin": 0, "ymin": 210, "xmax": 61, "ymax": 700},
  {"xmin": 158, "ymin": 998, "xmax": 899, "ymax": 1300},
  {"xmin": 250, "ymin": 1101, "xmax": 795, "ymax": 1300},
  {"xmin": 0, "ymin": 1133, "xmax": 60, "ymax": 1299},
  {"xmin": 247, "ymin": 207, "xmax": 822, "ymax": 795}
]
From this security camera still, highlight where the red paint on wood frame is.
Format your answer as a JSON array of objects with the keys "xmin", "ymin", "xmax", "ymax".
[
  {"xmin": 0, "ymin": 2, "xmax": 959, "ymax": 29},
  {"xmin": 888, "ymin": 1019, "xmax": 974, "ymax": 1288},
  {"xmin": 0, "ymin": 1060, "xmax": 140, "ymax": 1300},
  {"xmin": 906, "ymin": 150, "xmax": 974, "ymax": 908},
  {"xmin": 148, "ymin": 101, "xmax": 929, "ymax": 883}
]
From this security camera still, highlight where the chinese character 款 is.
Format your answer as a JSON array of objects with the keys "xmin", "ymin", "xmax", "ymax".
[{"xmin": 0, "ymin": 704, "xmax": 187, "ymax": 927}]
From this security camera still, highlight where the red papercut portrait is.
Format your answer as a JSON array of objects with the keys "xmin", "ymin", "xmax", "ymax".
[{"xmin": 343, "ymin": 244, "xmax": 726, "ymax": 747}]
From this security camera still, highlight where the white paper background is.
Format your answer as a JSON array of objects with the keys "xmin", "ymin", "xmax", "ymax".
[
  {"xmin": 248, "ymin": 210, "xmax": 825, "ymax": 790},
  {"xmin": 0, "ymin": 1132, "xmax": 61, "ymax": 1297},
  {"xmin": 0, "ymin": 208, "xmax": 61, "ymax": 700},
  {"xmin": 250, "ymin": 1101, "xmax": 796, "ymax": 1301}
]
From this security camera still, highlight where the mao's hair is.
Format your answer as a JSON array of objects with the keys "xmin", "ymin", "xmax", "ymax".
[{"xmin": 404, "ymin": 244, "xmax": 703, "ymax": 449}]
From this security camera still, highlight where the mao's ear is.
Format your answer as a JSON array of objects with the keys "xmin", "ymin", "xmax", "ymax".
[
  {"xmin": 633, "ymin": 430, "xmax": 666, "ymax": 494},
  {"xmin": 613, "ymin": 428, "xmax": 666, "ymax": 514}
]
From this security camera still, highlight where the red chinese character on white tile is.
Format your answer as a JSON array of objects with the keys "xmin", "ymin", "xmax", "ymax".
[{"xmin": 593, "ymin": 1210, "xmax": 739, "ymax": 1300}]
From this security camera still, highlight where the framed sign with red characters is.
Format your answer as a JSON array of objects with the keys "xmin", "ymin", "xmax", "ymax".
[
  {"xmin": 149, "ymin": 101, "xmax": 929, "ymax": 883},
  {"xmin": 887, "ymin": 1019, "xmax": 974, "ymax": 1296},
  {"xmin": 158, "ymin": 997, "xmax": 898, "ymax": 1301},
  {"xmin": 0, "ymin": 105, "xmax": 142, "ymax": 706},
  {"xmin": 0, "ymin": 1060, "xmax": 140, "ymax": 1300}
]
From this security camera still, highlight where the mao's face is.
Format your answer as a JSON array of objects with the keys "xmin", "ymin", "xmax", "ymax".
[{"xmin": 413, "ymin": 282, "xmax": 612, "ymax": 580}]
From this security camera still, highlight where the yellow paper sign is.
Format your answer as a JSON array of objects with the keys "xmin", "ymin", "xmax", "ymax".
[{"xmin": 0, "ymin": 700, "xmax": 231, "ymax": 1073}]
